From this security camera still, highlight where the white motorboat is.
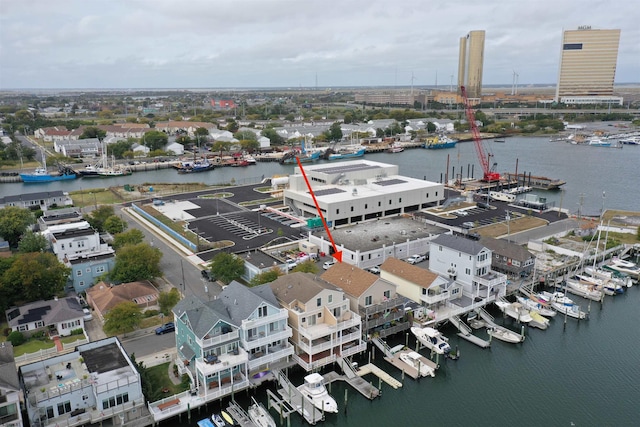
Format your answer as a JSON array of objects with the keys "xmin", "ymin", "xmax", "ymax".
[
  {"xmin": 399, "ymin": 351, "xmax": 435, "ymax": 377},
  {"xmin": 605, "ymin": 259, "xmax": 640, "ymax": 280},
  {"xmin": 211, "ymin": 413, "xmax": 227, "ymax": 427},
  {"xmin": 528, "ymin": 311, "xmax": 550, "ymax": 330},
  {"xmin": 564, "ymin": 278, "xmax": 604, "ymax": 301},
  {"xmin": 410, "ymin": 326, "xmax": 451, "ymax": 354},
  {"xmin": 575, "ymin": 272, "xmax": 625, "ymax": 295},
  {"xmin": 247, "ymin": 397, "xmax": 276, "ymax": 427},
  {"xmin": 494, "ymin": 301, "xmax": 533, "ymax": 323},
  {"xmin": 487, "ymin": 326, "xmax": 524, "ymax": 343},
  {"xmin": 297, "ymin": 373, "xmax": 338, "ymax": 414},
  {"xmin": 538, "ymin": 292, "xmax": 587, "ymax": 320},
  {"xmin": 584, "ymin": 267, "xmax": 631, "ymax": 289},
  {"xmin": 515, "ymin": 295, "xmax": 556, "ymax": 317}
]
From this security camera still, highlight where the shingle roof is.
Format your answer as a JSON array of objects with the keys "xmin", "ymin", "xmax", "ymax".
[
  {"xmin": 6, "ymin": 297, "xmax": 83, "ymax": 328},
  {"xmin": 269, "ymin": 272, "xmax": 337, "ymax": 305},
  {"xmin": 320, "ymin": 262, "xmax": 378, "ymax": 297},
  {"xmin": 0, "ymin": 190, "xmax": 66, "ymax": 205},
  {"xmin": 380, "ymin": 257, "xmax": 441, "ymax": 289},
  {"xmin": 217, "ymin": 281, "xmax": 280, "ymax": 324},
  {"xmin": 0, "ymin": 342, "xmax": 19, "ymax": 391},
  {"xmin": 173, "ymin": 296, "xmax": 234, "ymax": 339},
  {"xmin": 431, "ymin": 234, "xmax": 487, "ymax": 255},
  {"xmin": 479, "ymin": 237, "xmax": 533, "ymax": 262},
  {"xmin": 87, "ymin": 280, "xmax": 158, "ymax": 313}
]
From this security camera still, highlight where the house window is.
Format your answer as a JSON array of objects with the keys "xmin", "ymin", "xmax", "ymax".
[
  {"xmin": 316, "ymin": 298, "xmax": 321, "ymax": 307},
  {"xmin": 383, "ymin": 290, "xmax": 390, "ymax": 299},
  {"xmin": 61, "ymin": 244, "xmax": 65, "ymax": 249},
  {"xmin": 86, "ymin": 267, "xmax": 91, "ymax": 273},
  {"xmin": 328, "ymin": 295, "xmax": 333, "ymax": 303},
  {"xmin": 422, "ymin": 288, "xmax": 427, "ymax": 295},
  {"xmin": 365, "ymin": 295, "xmax": 372, "ymax": 305},
  {"xmin": 76, "ymin": 270, "xmax": 82, "ymax": 276},
  {"xmin": 388, "ymin": 200, "xmax": 392, "ymax": 205},
  {"xmin": 46, "ymin": 406, "xmax": 54, "ymax": 419},
  {"xmin": 365, "ymin": 204, "xmax": 368, "ymax": 209},
  {"xmin": 96, "ymin": 266, "xmax": 105, "ymax": 273},
  {"xmin": 79, "ymin": 281, "xmax": 85, "ymax": 287},
  {"xmin": 258, "ymin": 306, "xmax": 267, "ymax": 318},
  {"xmin": 513, "ymin": 260, "xmax": 521, "ymax": 267},
  {"xmin": 378, "ymin": 201, "xmax": 381, "ymax": 207},
  {"xmin": 336, "ymin": 209, "xmax": 340, "ymax": 214},
  {"xmin": 18, "ymin": 325, "xmax": 28, "ymax": 332},
  {"xmin": 57, "ymin": 401, "xmax": 72, "ymax": 415},
  {"xmin": 465, "ymin": 268, "xmax": 471, "ymax": 275},
  {"xmin": 69, "ymin": 242, "xmax": 72, "ymax": 248},
  {"xmin": 350, "ymin": 206, "xmax": 354, "ymax": 212},
  {"xmin": 36, "ymin": 321, "xmax": 44, "ymax": 328},
  {"xmin": 116, "ymin": 393, "xmax": 129, "ymax": 405},
  {"xmin": 399, "ymin": 198, "xmax": 402, "ymax": 203},
  {"xmin": 452, "ymin": 288, "xmax": 460, "ymax": 295}
]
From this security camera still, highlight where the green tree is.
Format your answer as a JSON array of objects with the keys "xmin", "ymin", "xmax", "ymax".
[
  {"xmin": 239, "ymin": 139, "xmax": 260, "ymax": 153},
  {"xmin": 0, "ymin": 206, "xmax": 35, "ymax": 247},
  {"xmin": 426, "ymin": 122, "xmax": 436, "ymax": 133},
  {"xmin": 79, "ymin": 126, "xmax": 107, "ymax": 140},
  {"xmin": 260, "ymin": 128, "xmax": 284, "ymax": 146},
  {"xmin": 142, "ymin": 130, "xmax": 168, "ymax": 151},
  {"xmin": 225, "ymin": 119, "xmax": 239, "ymax": 133},
  {"xmin": 112, "ymin": 229, "xmax": 145, "ymax": 250},
  {"xmin": 108, "ymin": 140, "xmax": 134, "ymax": 159},
  {"xmin": 249, "ymin": 268, "xmax": 282, "ymax": 286},
  {"xmin": 234, "ymin": 130, "xmax": 257, "ymax": 141},
  {"xmin": 18, "ymin": 230, "xmax": 48, "ymax": 253},
  {"xmin": 194, "ymin": 127, "xmax": 210, "ymax": 146},
  {"xmin": 86, "ymin": 205, "xmax": 115, "ymax": 232},
  {"xmin": 328, "ymin": 122, "xmax": 343, "ymax": 142},
  {"xmin": 111, "ymin": 243, "xmax": 162, "ymax": 283},
  {"xmin": 212, "ymin": 140, "xmax": 232, "ymax": 157},
  {"xmin": 210, "ymin": 252, "xmax": 245, "ymax": 285},
  {"xmin": 103, "ymin": 215, "xmax": 128, "ymax": 235},
  {"xmin": 158, "ymin": 288, "xmax": 181, "ymax": 316},
  {"xmin": 292, "ymin": 260, "xmax": 319, "ymax": 274},
  {"xmin": 103, "ymin": 301, "xmax": 142, "ymax": 336},
  {"xmin": 3, "ymin": 252, "xmax": 70, "ymax": 302}
]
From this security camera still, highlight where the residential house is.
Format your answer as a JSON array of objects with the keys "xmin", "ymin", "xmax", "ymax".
[
  {"xmin": 131, "ymin": 143, "xmax": 150, "ymax": 157},
  {"xmin": 34, "ymin": 126, "xmax": 72, "ymax": 142},
  {"xmin": 0, "ymin": 342, "xmax": 23, "ymax": 427},
  {"xmin": 86, "ymin": 281, "xmax": 159, "ymax": 320},
  {"xmin": 321, "ymin": 262, "xmax": 410, "ymax": 340},
  {"xmin": 6, "ymin": 297, "xmax": 85, "ymax": 338},
  {"xmin": 66, "ymin": 252, "xmax": 116, "ymax": 294},
  {"xmin": 379, "ymin": 257, "xmax": 460, "ymax": 325},
  {"xmin": 479, "ymin": 237, "xmax": 536, "ymax": 278},
  {"xmin": 154, "ymin": 121, "xmax": 217, "ymax": 136},
  {"xmin": 171, "ymin": 296, "xmax": 250, "ymax": 409},
  {"xmin": 37, "ymin": 209, "xmax": 84, "ymax": 231},
  {"xmin": 429, "ymin": 234, "xmax": 507, "ymax": 303},
  {"xmin": 54, "ymin": 138, "xmax": 102, "ymax": 159},
  {"xmin": 0, "ymin": 190, "xmax": 73, "ymax": 210},
  {"xmin": 269, "ymin": 272, "xmax": 366, "ymax": 372},
  {"xmin": 45, "ymin": 225, "xmax": 108, "ymax": 263},
  {"xmin": 214, "ymin": 281, "xmax": 294, "ymax": 373},
  {"xmin": 19, "ymin": 337, "xmax": 144, "ymax": 427},
  {"xmin": 165, "ymin": 141, "xmax": 184, "ymax": 155}
]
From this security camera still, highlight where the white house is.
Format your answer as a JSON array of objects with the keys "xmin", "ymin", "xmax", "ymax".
[{"xmin": 6, "ymin": 297, "xmax": 86, "ymax": 337}]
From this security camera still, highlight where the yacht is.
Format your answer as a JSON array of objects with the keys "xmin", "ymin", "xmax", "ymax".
[
  {"xmin": 584, "ymin": 267, "xmax": 631, "ymax": 289},
  {"xmin": 494, "ymin": 301, "xmax": 533, "ymax": 323},
  {"xmin": 399, "ymin": 351, "xmax": 435, "ymax": 377},
  {"xmin": 586, "ymin": 136, "xmax": 611, "ymax": 146},
  {"xmin": 564, "ymin": 277, "xmax": 604, "ymax": 301},
  {"xmin": 410, "ymin": 326, "xmax": 451, "ymax": 354},
  {"xmin": 297, "ymin": 373, "xmax": 338, "ymax": 414},
  {"xmin": 515, "ymin": 295, "xmax": 556, "ymax": 317},
  {"xmin": 487, "ymin": 326, "xmax": 525, "ymax": 343},
  {"xmin": 605, "ymin": 259, "xmax": 640, "ymax": 280},
  {"xmin": 247, "ymin": 397, "xmax": 276, "ymax": 427},
  {"xmin": 538, "ymin": 292, "xmax": 587, "ymax": 320}
]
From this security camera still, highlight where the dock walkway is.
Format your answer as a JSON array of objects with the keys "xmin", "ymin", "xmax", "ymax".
[
  {"xmin": 323, "ymin": 370, "xmax": 380, "ymax": 400},
  {"xmin": 356, "ymin": 363, "xmax": 402, "ymax": 389},
  {"xmin": 226, "ymin": 401, "xmax": 256, "ymax": 427},
  {"xmin": 450, "ymin": 316, "xmax": 491, "ymax": 348},
  {"xmin": 273, "ymin": 370, "xmax": 325, "ymax": 425}
]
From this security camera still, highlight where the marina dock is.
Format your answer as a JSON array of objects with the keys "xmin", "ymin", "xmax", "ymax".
[
  {"xmin": 449, "ymin": 316, "xmax": 491, "ymax": 348},
  {"xmin": 226, "ymin": 401, "xmax": 257, "ymax": 427},
  {"xmin": 384, "ymin": 350, "xmax": 438, "ymax": 380},
  {"xmin": 356, "ymin": 363, "xmax": 402, "ymax": 389}
]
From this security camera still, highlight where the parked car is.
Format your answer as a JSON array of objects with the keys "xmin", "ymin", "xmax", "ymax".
[
  {"xmin": 368, "ymin": 266, "xmax": 381, "ymax": 274},
  {"xmin": 323, "ymin": 259, "xmax": 337, "ymax": 270},
  {"xmin": 201, "ymin": 269, "xmax": 214, "ymax": 282},
  {"xmin": 476, "ymin": 202, "xmax": 490, "ymax": 209},
  {"xmin": 462, "ymin": 221, "xmax": 475, "ymax": 229},
  {"xmin": 155, "ymin": 322, "xmax": 175, "ymax": 335},
  {"xmin": 82, "ymin": 308, "xmax": 93, "ymax": 321},
  {"xmin": 407, "ymin": 254, "xmax": 426, "ymax": 264},
  {"xmin": 285, "ymin": 258, "xmax": 299, "ymax": 269}
]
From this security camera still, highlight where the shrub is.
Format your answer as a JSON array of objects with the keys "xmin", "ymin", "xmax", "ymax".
[
  {"xmin": 71, "ymin": 328, "xmax": 85, "ymax": 336},
  {"xmin": 143, "ymin": 309, "xmax": 160, "ymax": 318},
  {"xmin": 7, "ymin": 331, "xmax": 26, "ymax": 346},
  {"xmin": 31, "ymin": 331, "xmax": 47, "ymax": 340}
]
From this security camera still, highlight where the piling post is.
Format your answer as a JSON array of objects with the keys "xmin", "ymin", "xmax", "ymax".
[
  {"xmin": 405, "ymin": 333, "xmax": 409, "ymax": 348},
  {"xmin": 188, "ymin": 403, "xmax": 191, "ymax": 422},
  {"xmin": 344, "ymin": 389, "xmax": 348, "ymax": 414},
  {"xmin": 401, "ymin": 368, "xmax": 405, "ymax": 383}
]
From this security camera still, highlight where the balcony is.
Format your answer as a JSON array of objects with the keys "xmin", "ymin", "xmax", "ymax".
[
  {"xmin": 362, "ymin": 296, "xmax": 404, "ymax": 316},
  {"xmin": 243, "ymin": 328, "xmax": 292, "ymax": 350},
  {"xmin": 293, "ymin": 353, "xmax": 336, "ymax": 372},
  {"xmin": 195, "ymin": 348, "xmax": 248, "ymax": 376},
  {"xmin": 341, "ymin": 342, "xmax": 367, "ymax": 358},
  {"xmin": 197, "ymin": 329, "xmax": 239, "ymax": 349},
  {"xmin": 247, "ymin": 344, "xmax": 294, "ymax": 371},
  {"xmin": 474, "ymin": 271, "xmax": 507, "ymax": 288},
  {"xmin": 241, "ymin": 310, "xmax": 288, "ymax": 330}
]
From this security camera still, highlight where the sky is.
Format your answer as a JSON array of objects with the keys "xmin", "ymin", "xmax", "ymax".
[{"xmin": 0, "ymin": 0, "xmax": 637, "ymax": 89}]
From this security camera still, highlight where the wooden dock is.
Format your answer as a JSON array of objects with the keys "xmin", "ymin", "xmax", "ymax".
[
  {"xmin": 226, "ymin": 401, "xmax": 257, "ymax": 427},
  {"xmin": 322, "ymin": 370, "xmax": 380, "ymax": 400},
  {"xmin": 356, "ymin": 363, "xmax": 402, "ymax": 389},
  {"xmin": 384, "ymin": 350, "xmax": 438, "ymax": 379}
]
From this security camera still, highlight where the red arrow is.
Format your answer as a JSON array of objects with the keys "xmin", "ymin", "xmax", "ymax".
[{"xmin": 296, "ymin": 157, "xmax": 342, "ymax": 263}]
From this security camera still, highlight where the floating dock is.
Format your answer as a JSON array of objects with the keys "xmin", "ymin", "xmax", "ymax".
[
  {"xmin": 449, "ymin": 315, "xmax": 491, "ymax": 348},
  {"xmin": 322, "ymin": 369, "xmax": 380, "ymax": 400},
  {"xmin": 384, "ymin": 350, "xmax": 438, "ymax": 379},
  {"xmin": 356, "ymin": 363, "xmax": 402, "ymax": 389}
]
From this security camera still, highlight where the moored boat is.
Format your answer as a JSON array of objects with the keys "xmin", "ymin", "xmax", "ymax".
[
  {"xmin": 387, "ymin": 142, "xmax": 404, "ymax": 153},
  {"xmin": 176, "ymin": 159, "xmax": 214, "ymax": 173},
  {"xmin": 528, "ymin": 311, "xmax": 550, "ymax": 330},
  {"xmin": 247, "ymin": 397, "xmax": 276, "ymax": 427},
  {"xmin": 328, "ymin": 146, "xmax": 365, "ymax": 160},
  {"xmin": 296, "ymin": 373, "xmax": 338, "ymax": 413},
  {"xmin": 538, "ymin": 291, "xmax": 588, "ymax": 320},
  {"xmin": 20, "ymin": 148, "xmax": 77, "ymax": 182},
  {"xmin": 604, "ymin": 258, "xmax": 640, "ymax": 280},
  {"xmin": 410, "ymin": 326, "xmax": 451, "ymax": 354},
  {"xmin": 584, "ymin": 267, "xmax": 631, "ymax": 289},
  {"xmin": 399, "ymin": 351, "xmax": 435, "ymax": 377},
  {"xmin": 424, "ymin": 135, "xmax": 457, "ymax": 149},
  {"xmin": 494, "ymin": 301, "xmax": 533, "ymax": 323},
  {"xmin": 211, "ymin": 413, "xmax": 227, "ymax": 427},
  {"xmin": 515, "ymin": 295, "xmax": 556, "ymax": 317},
  {"xmin": 487, "ymin": 326, "xmax": 524, "ymax": 343},
  {"xmin": 564, "ymin": 277, "xmax": 604, "ymax": 301}
]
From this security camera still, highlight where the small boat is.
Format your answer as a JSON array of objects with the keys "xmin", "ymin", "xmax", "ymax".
[
  {"xmin": 176, "ymin": 159, "xmax": 214, "ymax": 173},
  {"xmin": 494, "ymin": 137, "xmax": 506, "ymax": 143},
  {"xmin": 584, "ymin": 267, "xmax": 631, "ymax": 289},
  {"xmin": 280, "ymin": 149, "xmax": 320, "ymax": 164},
  {"xmin": 515, "ymin": 295, "xmax": 556, "ymax": 317},
  {"xmin": 619, "ymin": 136, "xmax": 640, "ymax": 145},
  {"xmin": 296, "ymin": 373, "xmax": 338, "ymax": 414},
  {"xmin": 564, "ymin": 278, "xmax": 603, "ymax": 301},
  {"xmin": 494, "ymin": 301, "xmax": 533, "ymax": 323},
  {"xmin": 247, "ymin": 397, "xmax": 276, "ymax": 427},
  {"xmin": 386, "ymin": 142, "xmax": 404, "ymax": 153},
  {"xmin": 586, "ymin": 137, "xmax": 611, "ymax": 146},
  {"xmin": 424, "ymin": 135, "xmax": 457, "ymax": 149},
  {"xmin": 604, "ymin": 258, "xmax": 640, "ymax": 280},
  {"xmin": 410, "ymin": 326, "xmax": 451, "ymax": 354},
  {"xmin": 328, "ymin": 146, "xmax": 365, "ymax": 160},
  {"xmin": 538, "ymin": 292, "xmax": 587, "ymax": 320},
  {"xmin": 487, "ymin": 326, "xmax": 524, "ymax": 343},
  {"xmin": 197, "ymin": 418, "xmax": 216, "ymax": 427},
  {"xmin": 399, "ymin": 351, "xmax": 435, "ymax": 377},
  {"xmin": 211, "ymin": 413, "xmax": 227, "ymax": 427},
  {"xmin": 20, "ymin": 148, "xmax": 77, "ymax": 182},
  {"xmin": 528, "ymin": 311, "xmax": 550, "ymax": 330}
]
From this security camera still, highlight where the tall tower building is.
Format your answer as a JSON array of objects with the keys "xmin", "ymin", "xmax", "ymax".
[
  {"xmin": 457, "ymin": 30, "xmax": 485, "ymax": 99},
  {"xmin": 555, "ymin": 27, "xmax": 621, "ymax": 104}
]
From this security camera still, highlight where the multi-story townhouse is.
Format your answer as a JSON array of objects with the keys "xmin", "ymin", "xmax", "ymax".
[
  {"xmin": 0, "ymin": 342, "xmax": 23, "ymax": 427},
  {"xmin": 321, "ymin": 262, "xmax": 410, "ymax": 340},
  {"xmin": 429, "ymin": 234, "xmax": 507, "ymax": 302},
  {"xmin": 19, "ymin": 338, "xmax": 144, "ymax": 427},
  {"xmin": 478, "ymin": 237, "xmax": 536, "ymax": 278},
  {"xmin": 269, "ymin": 272, "xmax": 366, "ymax": 372},
  {"xmin": 214, "ymin": 281, "xmax": 294, "ymax": 373}
]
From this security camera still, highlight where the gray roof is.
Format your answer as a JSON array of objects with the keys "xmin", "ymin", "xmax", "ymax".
[
  {"xmin": 173, "ymin": 296, "xmax": 234, "ymax": 340},
  {"xmin": 431, "ymin": 234, "xmax": 487, "ymax": 256},
  {"xmin": 0, "ymin": 342, "xmax": 19, "ymax": 391},
  {"xmin": 217, "ymin": 281, "xmax": 280, "ymax": 325},
  {"xmin": 269, "ymin": 272, "xmax": 338, "ymax": 305},
  {"xmin": 6, "ymin": 297, "xmax": 83, "ymax": 328},
  {"xmin": 479, "ymin": 237, "xmax": 534, "ymax": 262},
  {"xmin": 0, "ymin": 190, "xmax": 66, "ymax": 205}
]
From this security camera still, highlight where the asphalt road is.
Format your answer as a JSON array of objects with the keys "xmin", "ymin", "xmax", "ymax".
[{"xmin": 121, "ymin": 329, "xmax": 176, "ymax": 360}]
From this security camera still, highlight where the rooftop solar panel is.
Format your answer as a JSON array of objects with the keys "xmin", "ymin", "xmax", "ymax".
[
  {"xmin": 313, "ymin": 188, "xmax": 347, "ymax": 197},
  {"xmin": 374, "ymin": 179, "xmax": 407, "ymax": 186},
  {"xmin": 314, "ymin": 163, "xmax": 378, "ymax": 175}
]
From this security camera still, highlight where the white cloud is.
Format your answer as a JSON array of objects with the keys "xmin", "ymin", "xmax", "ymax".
[{"xmin": 0, "ymin": 0, "xmax": 637, "ymax": 88}]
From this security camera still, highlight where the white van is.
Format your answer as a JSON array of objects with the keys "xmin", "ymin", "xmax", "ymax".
[{"xmin": 323, "ymin": 259, "xmax": 337, "ymax": 270}]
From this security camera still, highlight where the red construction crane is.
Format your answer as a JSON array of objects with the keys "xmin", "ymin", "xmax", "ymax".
[{"xmin": 460, "ymin": 85, "xmax": 500, "ymax": 182}]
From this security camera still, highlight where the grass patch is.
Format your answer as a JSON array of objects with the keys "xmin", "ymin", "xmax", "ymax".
[
  {"xmin": 147, "ymin": 362, "xmax": 190, "ymax": 395},
  {"xmin": 70, "ymin": 188, "xmax": 122, "ymax": 208},
  {"xmin": 140, "ymin": 315, "xmax": 164, "ymax": 329},
  {"xmin": 59, "ymin": 335, "xmax": 86, "ymax": 345},
  {"xmin": 476, "ymin": 216, "xmax": 548, "ymax": 238},
  {"xmin": 13, "ymin": 339, "xmax": 55, "ymax": 357}
]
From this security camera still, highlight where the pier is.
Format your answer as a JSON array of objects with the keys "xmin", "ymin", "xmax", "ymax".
[
  {"xmin": 384, "ymin": 350, "xmax": 438, "ymax": 380},
  {"xmin": 449, "ymin": 316, "xmax": 491, "ymax": 348}
]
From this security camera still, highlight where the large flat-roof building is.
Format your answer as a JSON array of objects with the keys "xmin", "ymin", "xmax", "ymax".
[
  {"xmin": 283, "ymin": 160, "xmax": 444, "ymax": 228},
  {"xmin": 458, "ymin": 30, "xmax": 485, "ymax": 99},
  {"xmin": 555, "ymin": 27, "xmax": 622, "ymax": 105}
]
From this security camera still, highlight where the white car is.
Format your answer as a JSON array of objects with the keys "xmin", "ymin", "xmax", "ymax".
[
  {"xmin": 407, "ymin": 254, "xmax": 426, "ymax": 265},
  {"xmin": 82, "ymin": 308, "xmax": 93, "ymax": 321},
  {"xmin": 368, "ymin": 266, "xmax": 381, "ymax": 274},
  {"xmin": 323, "ymin": 259, "xmax": 336, "ymax": 270}
]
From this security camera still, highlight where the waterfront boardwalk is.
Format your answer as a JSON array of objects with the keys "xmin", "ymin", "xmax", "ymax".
[{"xmin": 356, "ymin": 363, "xmax": 402, "ymax": 389}]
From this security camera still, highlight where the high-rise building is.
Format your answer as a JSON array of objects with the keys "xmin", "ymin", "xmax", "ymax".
[
  {"xmin": 555, "ymin": 27, "xmax": 622, "ymax": 105},
  {"xmin": 457, "ymin": 30, "xmax": 485, "ymax": 99}
]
